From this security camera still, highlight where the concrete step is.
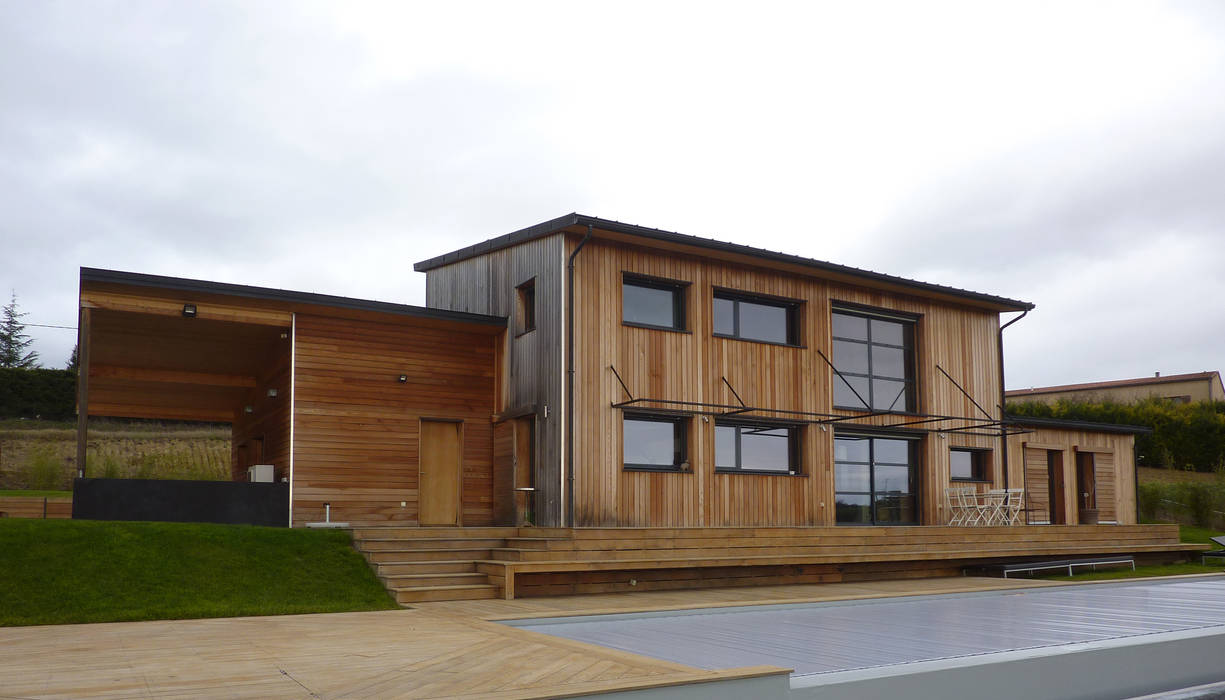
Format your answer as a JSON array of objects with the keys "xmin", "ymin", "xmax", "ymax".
[
  {"xmin": 376, "ymin": 560, "xmax": 478, "ymax": 576},
  {"xmin": 393, "ymin": 584, "xmax": 500, "ymax": 603},
  {"xmin": 382, "ymin": 572, "xmax": 490, "ymax": 588},
  {"xmin": 365, "ymin": 548, "xmax": 493, "ymax": 563},
  {"xmin": 357, "ymin": 537, "xmax": 506, "ymax": 552}
]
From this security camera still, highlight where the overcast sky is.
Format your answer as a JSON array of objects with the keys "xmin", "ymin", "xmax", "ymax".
[{"xmin": 2, "ymin": 1, "xmax": 1222, "ymax": 391}]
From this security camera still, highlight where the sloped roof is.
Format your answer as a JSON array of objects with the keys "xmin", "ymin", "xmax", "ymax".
[
  {"xmin": 413, "ymin": 213, "xmax": 1035, "ymax": 312},
  {"xmin": 1006, "ymin": 371, "xmax": 1222, "ymax": 398}
]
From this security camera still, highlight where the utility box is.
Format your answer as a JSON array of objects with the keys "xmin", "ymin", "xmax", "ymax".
[{"xmin": 247, "ymin": 464, "xmax": 274, "ymax": 483}]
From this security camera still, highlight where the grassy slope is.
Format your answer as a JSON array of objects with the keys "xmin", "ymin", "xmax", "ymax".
[
  {"xmin": 0, "ymin": 520, "xmax": 396, "ymax": 626},
  {"xmin": 1036, "ymin": 524, "xmax": 1224, "ymax": 582},
  {"xmin": 0, "ymin": 489, "xmax": 71, "ymax": 498}
]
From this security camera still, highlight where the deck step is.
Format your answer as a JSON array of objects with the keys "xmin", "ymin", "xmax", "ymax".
[
  {"xmin": 375, "ymin": 560, "xmax": 479, "ymax": 576},
  {"xmin": 382, "ymin": 572, "xmax": 489, "ymax": 587},
  {"xmin": 364, "ymin": 548, "xmax": 494, "ymax": 563},
  {"xmin": 392, "ymin": 584, "xmax": 500, "ymax": 603},
  {"xmin": 358, "ymin": 537, "xmax": 505, "ymax": 551}
]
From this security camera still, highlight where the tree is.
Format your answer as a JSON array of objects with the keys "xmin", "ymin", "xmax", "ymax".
[
  {"xmin": 0, "ymin": 291, "xmax": 40, "ymax": 369},
  {"xmin": 67, "ymin": 343, "xmax": 79, "ymax": 373}
]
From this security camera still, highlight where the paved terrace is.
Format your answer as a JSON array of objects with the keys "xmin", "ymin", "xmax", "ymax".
[{"xmin": 1, "ymin": 577, "xmax": 1054, "ymax": 699}]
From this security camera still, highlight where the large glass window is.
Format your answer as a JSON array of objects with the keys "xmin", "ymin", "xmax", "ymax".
[
  {"xmin": 623, "ymin": 275, "xmax": 687, "ymax": 331},
  {"xmin": 713, "ymin": 291, "xmax": 799, "ymax": 345},
  {"xmin": 834, "ymin": 434, "xmax": 918, "ymax": 524},
  {"xmin": 715, "ymin": 421, "xmax": 800, "ymax": 474},
  {"xmin": 623, "ymin": 414, "xmax": 689, "ymax": 471},
  {"xmin": 831, "ymin": 308, "xmax": 916, "ymax": 412}
]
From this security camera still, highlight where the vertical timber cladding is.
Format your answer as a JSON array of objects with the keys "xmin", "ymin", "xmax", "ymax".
[
  {"xmin": 424, "ymin": 234, "xmax": 566, "ymax": 527},
  {"xmin": 290, "ymin": 313, "xmax": 498, "ymax": 527},
  {"xmin": 1007, "ymin": 427, "xmax": 1135, "ymax": 525},
  {"xmin": 571, "ymin": 237, "xmax": 1005, "ymax": 527}
]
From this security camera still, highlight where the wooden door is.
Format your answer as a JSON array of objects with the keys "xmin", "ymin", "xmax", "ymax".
[
  {"xmin": 1047, "ymin": 451, "xmax": 1066, "ymax": 525},
  {"xmin": 419, "ymin": 420, "xmax": 462, "ymax": 526},
  {"xmin": 513, "ymin": 416, "xmax": 535, "ymax": 526},
  {"xmin": 1076, "ymin": 451, "xmax": 1097, "ymax": 514}
]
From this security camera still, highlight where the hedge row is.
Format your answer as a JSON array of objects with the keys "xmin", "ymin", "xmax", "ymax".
[
  {"xmin": 1008, "ymin": 398, "xmax": 1225, "ymax": 472},
  {"xmin": 1138, "ymin": 481, "xmax": 1225, "ymax": 529},
  {"xmin": 0, "ymin": 368, "xmax": 76, "ymax": 421}
]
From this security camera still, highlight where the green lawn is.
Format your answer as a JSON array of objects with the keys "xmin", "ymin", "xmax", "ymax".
[
  {"xmin": 0, "ymin": 489, "xmax": 72, "ymax": 498},
  {"xmin": 0, "ymin": 519, "xmax": 396, "ymax": 626},
  {"xmin": 1035, "ymin": 524, "xmax": 1224, "ymax": 582}
]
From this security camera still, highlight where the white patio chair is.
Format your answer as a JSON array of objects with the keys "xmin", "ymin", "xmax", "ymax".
[
  {"xmin": 1004, "ymin": 488, "xmax": 1025, "ymax": 526},
  {"xmin": 945, "ymin": 487, "xmax": 968, "ymax": 526},
  {"xmin": 983, "ymin": 489, "xmax": 1009, "ymax": 526},
  {"xmin": 962, "ymin": 487, "xmax": 989, "ymax": 527}
]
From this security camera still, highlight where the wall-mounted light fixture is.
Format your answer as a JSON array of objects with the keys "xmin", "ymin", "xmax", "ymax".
[
  {"xmin": 397, "ymin": 374, "xmax": 408, "ymax": 383},
  {"xmin": 266, "ymin": 388, "xmax": 278, "ymax": 398},
  {"xmin": 182, "ymin": 304, "xmax": 197, "ymax": 318},
  {"xmin": 243, "ymin": 405, "xmax": 254, "ymax": 414}
]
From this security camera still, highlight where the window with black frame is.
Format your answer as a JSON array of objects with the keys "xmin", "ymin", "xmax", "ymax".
[
  {"xmin": 834, "ymin": 434, "xmax": 918, "ymax": 524},
  {"xmin": 950, "ymin": 448, "xmax": 990, "ymax": 482},
  {"xmin": 622, "ymin": 275, "xmax": 687, "ymax": 331},
  {"xmin": 712, "ymin": 291, "xmax": 799, "ymax": 345},
  {"xmin": 714, "ymin": 420, "xmax": 800, "ymax": 474},
  {"xmin": 623, "ymin": 413, "xmax": 689, "ymax": 471},
  {"xmin": 831, "ymin": 308, "xmax": 916, "ymax": 412}
]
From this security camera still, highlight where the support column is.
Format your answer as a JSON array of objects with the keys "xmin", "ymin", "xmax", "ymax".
[{"xmin": 75, "ymin": 307, "xmax": 91, "ymax": 478}]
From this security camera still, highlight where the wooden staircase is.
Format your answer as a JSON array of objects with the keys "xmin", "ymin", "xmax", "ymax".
[{"xmin": 350, "ymin": 527, "xmax": 573, "ymax": 603}]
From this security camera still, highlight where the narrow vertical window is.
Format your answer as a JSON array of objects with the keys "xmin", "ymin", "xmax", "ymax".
[{"xmin": 517, "ymin": 279, "xmax": 535, "ymax": 334}]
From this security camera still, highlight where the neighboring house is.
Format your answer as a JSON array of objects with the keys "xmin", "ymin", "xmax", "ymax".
[
  {"xmin": 1007, "ymin": 371, "xmax": 1225, "ymax": 406},
  {"xmin": 77, "ymin": 214, "xmax": 1145, "ymax": 530}
]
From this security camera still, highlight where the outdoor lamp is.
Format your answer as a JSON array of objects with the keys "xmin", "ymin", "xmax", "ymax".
[{"xmin": 182, "ymin": 304, "xmax": 197, "ymax": 318}]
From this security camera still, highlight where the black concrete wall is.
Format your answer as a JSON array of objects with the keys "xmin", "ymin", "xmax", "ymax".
[{"xmin": 72, "ymin": 478, "xmax": 289, "ymax": 527}]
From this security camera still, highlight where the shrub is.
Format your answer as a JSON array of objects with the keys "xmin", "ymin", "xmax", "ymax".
[{"xmin": 21, "ymin": 448, "xmax": 65, "ymax": 490}]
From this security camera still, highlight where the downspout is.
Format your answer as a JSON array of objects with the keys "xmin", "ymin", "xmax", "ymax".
[
  {"xmin": 997, "ymin": 309, "xmax": 1028, "ymax": 494},
  {"xmin": 565, "ymin": 224, "xmax": 594, "ymax": 528}
]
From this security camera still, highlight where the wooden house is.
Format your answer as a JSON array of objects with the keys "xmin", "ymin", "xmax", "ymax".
[
  {"xmin": 76, "ymin": 215, "xmax": 1195, "ymax": 601},
  {"xmin": 414, "ymin": 214, "xmax": 1141, "ymax": 529}
]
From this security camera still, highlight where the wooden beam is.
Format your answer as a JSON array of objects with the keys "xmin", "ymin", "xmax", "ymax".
[
  {"xmin": 89, "ymin": 365, "xmax": 257, "ymax": 388},
  {"xmin": 87, "ymin": 403, "xmax": 235, "ymax": 423},
  {"xmin": 81, "ymin": 291, "xmax": 292, "ymax": 327},
  {"xmin": 76, "ymin": 307, "xmax": 91, "ymax": 478}
]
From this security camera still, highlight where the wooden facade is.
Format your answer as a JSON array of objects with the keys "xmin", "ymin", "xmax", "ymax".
[
  {"xmin": 410, "ymin": 215, "xmax": 1150, "ymax": 530},
  {"xmin": 1007, "ymin": 421, "xmax": 1137, "ymax": 525},
  {"xmin": 78, "ymin": 214, "xmax": 1145, "ymax": 534},
  {"xmin": 78, "ymin": 269, "xmax": 505, "ymax": 528}
]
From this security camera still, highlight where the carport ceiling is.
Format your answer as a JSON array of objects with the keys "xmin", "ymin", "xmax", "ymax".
[{"xmin": 86, "ymin": 308, "xmax": 290, "ymax": 421}]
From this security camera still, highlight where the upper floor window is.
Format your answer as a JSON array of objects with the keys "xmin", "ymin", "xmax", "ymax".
[
  {"xmin": 623, "ymin": 413, "xmax": 689, "ymax": 471},
  {"xmin": 516, "ymin": 279, "xmax": 536, "ymax": 334},
  {"xmin": 622, "ymin": 275, "xmax": 686, "ymax": 331},
  {"xmin": 831, "ymin": 307, "xmax": 916, "ymax": 412},
  {"xmin": 714, "ymin": 420, "xmax": 800, "ymax": 474},
  {"xmin": 712, "ymin": 290, "xmax": 800, "ymax": 345},
  {"xmin": 950, "ymin": 448, "xmax": 990, "ymax": 481}
]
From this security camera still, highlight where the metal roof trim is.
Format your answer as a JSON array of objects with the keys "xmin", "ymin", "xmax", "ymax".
[{"xmin": 79, "ymin": 267, "xmax": 508, "ymax": 327}]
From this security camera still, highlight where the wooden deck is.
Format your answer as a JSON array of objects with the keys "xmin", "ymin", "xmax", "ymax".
[
  {"xmin": 351, "ymin": 524, "xmax": 1203, "ymax": 602},
  {"xmin": 0, "ymin": 576, "xmax": 1063, "ymax": 699}
]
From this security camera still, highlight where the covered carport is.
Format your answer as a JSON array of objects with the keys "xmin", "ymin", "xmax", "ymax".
[{"xmin": 76, "ymin": 268, "xmax": 294, "ymax": 486}]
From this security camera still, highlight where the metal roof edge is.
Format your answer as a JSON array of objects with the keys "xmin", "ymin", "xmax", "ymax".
[
  {"xmin": 412, "ymin": 213, "xmax": 1035, "ymax": 312},
  {"xmin": 1003, "ymin": 414, "xmax": 1154, "ymax": 434},
  {"xmin": 79, "ymin": 267, "xmax": 508, "ymax": 327}
]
